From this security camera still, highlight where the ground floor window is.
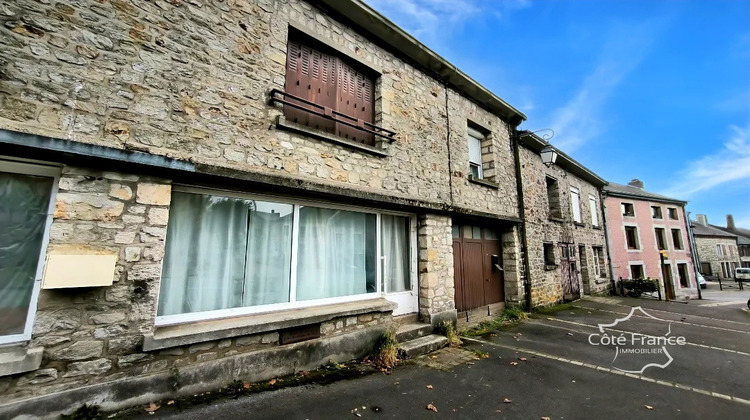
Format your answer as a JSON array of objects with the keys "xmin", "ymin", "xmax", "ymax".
[
  {"xmin": 0, "ymin": 160, "xmax": 57, "ymax": 344},
  {"xmin": 157, "ymin": 188, "xmax": 414, "ymax": 324},
  {"xmin": 630, "ymin": 264, "xmax": 644, "ymax": 280},
  {"xmin": 677, "ymin": 263, "xmax": 689, "ymax": 288},
  {"xmin": 592, "ymin": 246, "xmax": 606, "ymax": 278}
]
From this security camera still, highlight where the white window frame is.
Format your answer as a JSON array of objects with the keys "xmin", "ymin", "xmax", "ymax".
[
  {"xmin": 0, "ymin": 158, "xmax": 60, "ymax": 345},
  {"xmin": 716, "ymin": 244, "xmax": 723, "ymax": 256},
  {"xmin": 589, "ymin": 194, "xmax": 598, "ymax": 227},
  {"xmin": 570, "ymin": 187, "xmax": 581, "ymax": 223},
  {"xmin": 467, "ymin": 126, "xmax": 484, "ymax": 179},
  {"xmin": 155, "ymin": 185, "xmax": 417, "ymax": 327}
]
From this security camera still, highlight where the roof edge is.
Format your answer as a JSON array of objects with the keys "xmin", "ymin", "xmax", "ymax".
[
  {"xmin": 603, "ymin": 189, "xmax": 688, "ymax": 206},
  {"xmin": 518, "ymin": 131, "xmax": 607, "ymax": 187},
  {"xmin": 315, "ymin": 0, "xmax": 527, "ymax": 125}
]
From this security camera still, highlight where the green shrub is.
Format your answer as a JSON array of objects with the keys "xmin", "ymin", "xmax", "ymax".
[
  {"xmin": 620, "ymin": 278, "xmax": 658, "ymax": 297},
  {"xmin": 434, "ymin": 320, "xmax": 462, "ymax": 347}
]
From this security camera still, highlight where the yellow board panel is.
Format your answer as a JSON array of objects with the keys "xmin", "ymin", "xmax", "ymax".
[{"xmin": 42, "ymin": 254, "xmax": 118, "ymax": 289}]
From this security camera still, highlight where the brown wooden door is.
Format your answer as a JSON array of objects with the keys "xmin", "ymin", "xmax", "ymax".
[
  {"xmin": 453, "ymin": 224, "xmax": 504, "ymax": 312},
  {"xmin": 560, "ymin": 244, "xmax": 580, "ymax": 301},
  {"xmin": 662, "ymin": 263, "xmax": 675, "ymax": 300}
]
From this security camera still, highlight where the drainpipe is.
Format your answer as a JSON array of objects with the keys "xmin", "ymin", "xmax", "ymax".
[
  {"xmin": 599, "ymin": 189, "xmax": 616, "ymax": 294},
  {"xmin": 685, "ymin": 210, "xmax": 702, "ymax": 299},
  {"xmin": 512, "ymin": 128, "xmax": 532, "ymax": 310}
]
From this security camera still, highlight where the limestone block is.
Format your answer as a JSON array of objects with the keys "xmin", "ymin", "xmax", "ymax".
[
  {"xmin": 64, "ymin": 358, "xmax": 112, "ymax": 377},
  {"xmin": 48, "ymin": 341, "xmax": 104, "ymax": 361},
  {"xmin": 136, "ymin": 183, "xmax": 171, "ymax": 205},
  {"xmin": 33, "ymin": 309, "xmax": 81, "ymax": 335},
  {"xmin": 147, "ymin": 207, "xmax": 169, "ymax": 226},
  {"xmin": 54, "ymin": 193, "xmax": 125, "ymax": 221},
  {"xmin": 90, "ymin": 312, "xmax": 126, "ymax": 325},
  {"xmin": 109, "ymin": 184, "xmax": 133, "ymax": 200}
]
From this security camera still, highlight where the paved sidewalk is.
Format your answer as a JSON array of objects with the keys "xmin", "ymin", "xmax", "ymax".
[{"xmin": 122, "ymin": 296, "xmax": 750, "ymax": 419}]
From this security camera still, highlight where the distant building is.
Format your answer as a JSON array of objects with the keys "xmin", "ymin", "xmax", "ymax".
[
  {"xmin": 603, "ymin": 180, "xmax": 698, "ymax": 300},
  {"xmin": 691, "ymin": 215, "xmax": 746, "ymax": 276}
]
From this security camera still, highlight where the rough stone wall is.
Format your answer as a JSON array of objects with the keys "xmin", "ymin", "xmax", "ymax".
[
  {"xmin": 501, "ymin": 226, "xmax": 524, "ymax": 305},
  {"xmin": 0, "ymin": 0, "xmax": 518, "ymax": 220},
  {"xmin": 519, "ymin": 147, "xmax": 610, "ymax": 307},
  {"xmin": 694, "ymin": 236, "xmax": 741, "ymax": 278},
  {"xmin": 446, "ymin": 90, "xmax": 518, "ymax": 216},
  {"xmin": 417, "ymin": 214, "xmax": 455, "ymax": 324}
]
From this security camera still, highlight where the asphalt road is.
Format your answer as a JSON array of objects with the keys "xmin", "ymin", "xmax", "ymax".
[{"xmin": 128, "ymin": 294, "xmax": 750, "ymax": 419}]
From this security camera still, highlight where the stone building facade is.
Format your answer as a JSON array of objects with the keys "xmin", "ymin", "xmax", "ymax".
[
  {"xmin": 604, "ymin": 180, "xmax": 699, "ymax": 300},
  {"xmin": 691, "ymin": 215, "xmax": 741, "ymax": 278},
  {"xmin": 518, "ymin": 132, "xmax": 610, "ymax": 307},
  {"xmin": 0, "ymin": 0, "xmax": 529, "ymax": 416}
]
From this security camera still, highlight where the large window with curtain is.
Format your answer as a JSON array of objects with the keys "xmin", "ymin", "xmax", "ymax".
[
  {"xmin": 0, "ymin": 160, "xmax": 58, "ymax": 344},
  {"xmin": 157, "ymin": 188, "xmax": 414, "ymax": 324}
]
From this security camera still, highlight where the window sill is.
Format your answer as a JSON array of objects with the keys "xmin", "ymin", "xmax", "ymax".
[
  {"xmin": 544, "ymin": 264, "xmax": 558, "ymax": 271},
  {"xmin": 574, "ymin": 222, "xmax": 585, "ymax": 227},
  {"xmin": 592, "ymin": 225, "xmax": 602, "ymax": 230},
  {"xmin": 0, "ymin": 346, "xmax": 43, "ymax": 377},
  {"xmin": 467, "ymin": 176, "xmax": 499, "ymax": 189},
  {"xmin": 275, "ymin": 116, "xmax": 388, "ymax": 157},
  {"xmin": 143, "ymin": 298, "xmax": 397, "ymax": 351},
  {"xmin": 548, "ymin": 216, "xmax": 565, "ymax": 223}
]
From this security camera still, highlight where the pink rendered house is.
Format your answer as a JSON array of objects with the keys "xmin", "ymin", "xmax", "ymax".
[{"xmin": 603, "ymin": 179, "xmax": 699, "ymax": 300}]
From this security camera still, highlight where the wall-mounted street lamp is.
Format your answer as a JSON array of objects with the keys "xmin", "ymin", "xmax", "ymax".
[{"xmin": 540, "ymin": 145, "xmax": 558, "ymax": 167}]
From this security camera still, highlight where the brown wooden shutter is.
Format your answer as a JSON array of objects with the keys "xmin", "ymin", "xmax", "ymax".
[
  {"xmin": 335, "ymin": 60, "xmax": 374, "ymax": 145},
  {"xmin": 286, "ymin": 37, "xmax": 374, "ymax": 144},
  {"xmin": 284, "ymin": 40, "xmax": 335, "ymax": 133}
]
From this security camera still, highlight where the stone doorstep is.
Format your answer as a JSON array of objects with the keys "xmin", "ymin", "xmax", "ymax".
[
  {"xmin": 397, "ymin": 334, "xmax": 448, "ymax": 359},
  {"xmin": 395, "ymin": 323, "xmax": 432, "ymax": 343},
  {"xmin": 456, "ymin": 302, "xmax": 507, "ymax": 332},
  {"xmin": 0, "ymin": 346, "xmax": 43, "ymax": 377}
]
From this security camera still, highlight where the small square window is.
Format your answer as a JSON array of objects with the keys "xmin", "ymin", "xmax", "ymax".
[
  {"xmin": 544, "ymin": 243, "xmax": 556, "ymax": 266},
  {"xmin": 651, "ymin": 206, "xmax": 662, "ymax": 219},
  {"xmin": 630, "ymin": 264, "xmax": 644, "ymax": 279},
  {"xmin": 668, "ymin": 208, "xmax": 678, "ymax": 220},
  {"xmin": 625, "ymin": 226, "xmax": 639, "ymax": 249},
  {"xmin": 671, "ymin": 229, "xmax": 683, "ymax": 250},
  {"xmin": 546, "ymin": 177, "xmax": 562, "ymax": 219},
  {"xmin": 622, "ymin": 203, "xmax": 635, "ymax": 217}
]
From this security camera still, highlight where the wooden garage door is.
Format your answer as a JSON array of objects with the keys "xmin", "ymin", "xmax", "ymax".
[{"xmin": 452, "ymin": 224, "xmax": 504, "ymax": 312}]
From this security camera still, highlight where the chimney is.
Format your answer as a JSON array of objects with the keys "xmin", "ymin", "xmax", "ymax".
[
  {"xmin": 727, "ymin": 214, "xmax": 736, "ymax": 231},
  {"xmin": 696, "ymin": 214, "xmax": 708, "ymax": 226},
  {"xmin": 627, "ymin": 179, "xmax": 644, "ymax": 189}
]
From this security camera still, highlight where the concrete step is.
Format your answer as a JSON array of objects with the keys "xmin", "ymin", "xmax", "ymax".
[
  {"xmin": 395, "ymin": 322, "xmax": 433, "ymax": 342},
  {"xmin": 398, "ymin": 334, "xmax": 448, "ymax": 359}
]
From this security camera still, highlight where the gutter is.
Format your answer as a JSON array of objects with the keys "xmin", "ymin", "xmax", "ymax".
[
  {"xmin": 685, "ymin": 211, "xmax": 702, "ymax": 299},
  {"xmin": 512, "ymin": 127, "xmax": 533, "ymax": 310}
]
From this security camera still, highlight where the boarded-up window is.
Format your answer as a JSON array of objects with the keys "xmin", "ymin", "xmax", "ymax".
[{"xmin": 285, "ymin": 33, "xmax": 375, "ymax": 145}]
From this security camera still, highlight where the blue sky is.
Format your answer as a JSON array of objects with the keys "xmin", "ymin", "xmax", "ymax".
[{"xmin": 365, "ymin": 0, "xmax": 750, "ymax": 229}]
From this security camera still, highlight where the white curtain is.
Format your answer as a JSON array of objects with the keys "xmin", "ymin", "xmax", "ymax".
[
  {"xmin": 242, "ymin": 201, "xmax": 293, "ymax": 306},
  {"xmin": 296, "ymin": 207, "xmax": 376, "ymax": 301},
  {"xmin": 381, "ymin": 215, "xmax": 410, "ymax": 293},
  {"xmin": 159, "ymin": 193, "xmax": 249, "ymax": 316},
  {"xmin": 0, "ymin": 173, "xmax": 52, "ymax": 336},
  {"xmin": 159, "ymin": 193, "xmax": 295, "ymax": 316}
]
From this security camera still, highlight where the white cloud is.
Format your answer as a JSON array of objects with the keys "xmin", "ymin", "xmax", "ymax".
[
  {"xmin": 365, "ymin": 0, "xmax": 529, "ymax": 50},
  {"xmin": 664, "ymin": 124, "xmax": 750, "ymax": 199},
  {"xmin": 544, "ymin": 22, "xmax": 658, "ymax": 153}
]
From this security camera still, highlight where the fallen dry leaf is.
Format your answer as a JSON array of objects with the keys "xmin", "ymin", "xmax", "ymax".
[
  {"xmin": 145, "ymin": 403, "xmax": 160, "ymax": 413},
  {"xmin": 645, "ymin": 405, "xmax": 653, "ymax": 410},
  {"xmin": 426, "ymin": 403, "xmax": 438, "ymax": 412},
  {"xmin": 567, "ymin": 332, "xmax": 574, "ymax": 336},
  {"xmin": 166, "ymin": 400, "xmax": 175, "ymax": 405},
  {"xmin": 268, "ymin": 378, "xmax": 277, "ymax": 385},
  {"xmin": 546, "ymin": 317, "xmax": 554, "ymax": 320},
  {"xmin": 519, "ymin": 357, "xmax": 527, "ymax": 361},
  {"xmin": 243, "ymin": 382, "xmax": 251, "ymax": 389},
  {"xmin": 541, "ymin": 417, "xmax": 551, "ymax": 420},
  {"xmin": 510, "ymin": 361, "xmax": 518, "ymax": 366},
  {"xmin": 503, "ymin": 398, "xmax": 512, "ymax": 403},
  {"xmin": 426, "ymin": 385, "xmax": 434, "ymax": 389},
  {"xmin": 431, "ymin": 355, "xmax": 438, "ymax": 359}
]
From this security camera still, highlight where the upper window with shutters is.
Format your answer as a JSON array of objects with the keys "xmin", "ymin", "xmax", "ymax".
[{"xmin": 273, "ymin": 30, "xmax": 396, "ymax": 153}]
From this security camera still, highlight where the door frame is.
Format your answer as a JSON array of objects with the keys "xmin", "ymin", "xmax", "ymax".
[{"xmin": 384, "ymin": 216, "xmax": 418, "ymax": 316}]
